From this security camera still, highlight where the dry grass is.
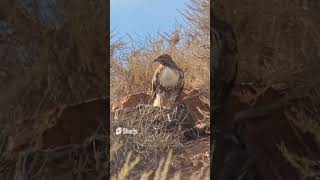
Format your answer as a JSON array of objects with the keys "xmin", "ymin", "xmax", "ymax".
[
  {"xmin": 110, "ymin": 0, "xmax": 210, "ymax": 101},
  {"xmin": 110, "ymin": 34, "xmax": 210, "ymax": 101},
  {"xmin": 277, "ymin": 92, "xmax": 320, "ymax": 179},
  {"xmin": 278, "ymin": 142, "xmax": 320, "ymax": 180},
  {"xmin": 0, "ymin": 0, "xmax": 108, "ymax": 179},
  {"xmin": 0, "ymin": 0, "xmax": 106, "ymax": 137},
  {"xmin": 110, "ymin": 0, "xmax": 210, "ymax": 178},
  {"xmin": 110, "ymin": 104, "xmax": 196, "ymax": 178},
  {"xmin": 0, "ymin": 122, "xmax": 109, "ymax": 179},
  {"xmin": 213, "ymin": 0, "xmax": 320, "ymax": 178},
  {"xmin": 111, "ymin": 149, "xmax": 210, "ymax": 180}
]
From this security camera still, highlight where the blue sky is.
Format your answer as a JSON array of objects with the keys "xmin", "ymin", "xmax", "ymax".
[{"xmin": 111, "ymin": 0, "xmax": 188, "ymax": 41}]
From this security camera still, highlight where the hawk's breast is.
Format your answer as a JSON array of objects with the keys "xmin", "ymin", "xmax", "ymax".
[{"xmin": 159, "ymin": 67, "xmax": 179, "ymax": 87}]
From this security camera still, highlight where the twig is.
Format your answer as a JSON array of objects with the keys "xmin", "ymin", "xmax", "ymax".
[
  {"xmin": 182, "ymin": 90, "xmax": 207, "ymax": 101},
  {"xmin": 233, "ymin": 95, "xmax": 316, "ymax": 122}
]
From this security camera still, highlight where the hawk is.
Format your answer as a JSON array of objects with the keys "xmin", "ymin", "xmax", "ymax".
[{"xmin": 152, "ymin": 54, "xmax": 184, "ymax": 109}]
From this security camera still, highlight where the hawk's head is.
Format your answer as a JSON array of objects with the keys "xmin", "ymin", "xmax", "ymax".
[{"xmin": 153, "ymin": 54, "xmax": 177, "ymax": 68}]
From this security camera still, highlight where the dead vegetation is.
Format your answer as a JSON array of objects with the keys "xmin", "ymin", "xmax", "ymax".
[
  {"xmin": 213, "ymin": 0, "xmax": 320, "ymax": 179},
  {"xmin": 1, "ymin": 0, "xmax": 319, "ymax": 179},
  {"xmin": 110, "ymin": 0, "xmax": 210, "ymax": 101},
  {"xmin": 0, "ymin": 0, "xmax": 211, "ymax": 179},
  {"xmin": 110, "ymin": 105, "xmax": 195, "ymax": 178},
  {"xmin": 110, "ymin": 0, "xmax": 210, "ymax": 179},
  {"xmin": 0, "ymin": 0, "xmax": 108, "ymax": 179}
]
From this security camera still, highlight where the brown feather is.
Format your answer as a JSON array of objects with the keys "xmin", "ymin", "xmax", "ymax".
[
  {"xmin": 152, "ymin": 65, "xmax": 164, "ymax": 94},
  {"xmin": 152, "ymin": 59, "xmax": 184, "ymax": 108}
]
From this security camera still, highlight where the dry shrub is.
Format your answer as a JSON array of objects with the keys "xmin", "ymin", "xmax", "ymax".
[
  {"xmin": 110, "ymin": 0, "xmax": 210, "ymax": 178},
  {"xmin": 0, "ymin": 122, "xmax": 109, "ymax": 179},
  {"xmin": 0, "ymin": 0, "xmax": 106, "ymax": 133},
  {"xmin": 111, "ymin": 148, "xmax": 210, "ymax": 180},
  {"xmin": 110, "ymin": 0, "xmax": 210, "ymax": 101},
  {"xmin": 278, "ymin": 142, "xmax": 320, "ymax": 180},
  {"xmin": 110, "ymin": 104, "xmax": 196, "ymax": 178},
  {"xmin": 214, "ymin": 0, "xmax": 320, "ymax": 178},
  {"xmin": 277, "ymin": 89, "xmax": 320, "ymax": 179},
  {"xmin": 110, "ymin": 34, "xmax": 209, "ymax": 101}
]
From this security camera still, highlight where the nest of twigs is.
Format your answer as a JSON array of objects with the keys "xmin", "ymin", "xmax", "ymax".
[{"xmin": 110, "ymin": 104, "xmax": 197, "ymax": 177}]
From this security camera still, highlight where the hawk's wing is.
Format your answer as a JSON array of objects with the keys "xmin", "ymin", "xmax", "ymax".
[
  {"xmin": 176, "ymin": 70, "xmax": 184, "ymax": 100},
  {"xmin": 152, "ymin": 66, "xmax": 162, "ymax": 94}
]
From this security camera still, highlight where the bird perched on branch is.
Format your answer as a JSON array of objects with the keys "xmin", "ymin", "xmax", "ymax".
[{"xmin": 152, "ymin": 54, "xmax": 184, "ymax": 109}]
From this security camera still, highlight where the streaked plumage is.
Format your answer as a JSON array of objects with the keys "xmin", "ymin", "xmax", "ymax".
[{"xmin": 152, "ymin": 54, "xmax": 184, "ymax": 108}]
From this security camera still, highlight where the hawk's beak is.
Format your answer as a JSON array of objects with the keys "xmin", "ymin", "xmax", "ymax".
[{"xmin": 153, "ymin": 58, "xmax": 158, "ymax": 63}]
